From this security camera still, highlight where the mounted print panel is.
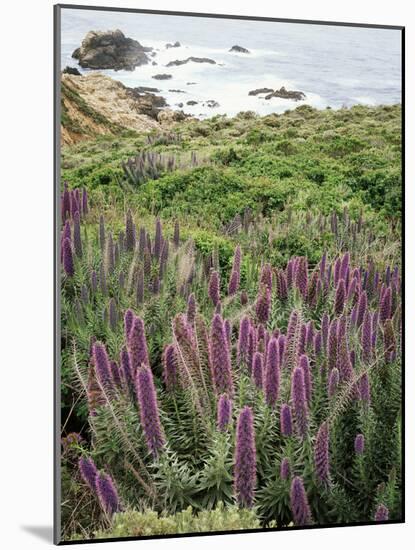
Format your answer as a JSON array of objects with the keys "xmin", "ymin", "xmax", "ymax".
[{"xmin": 55, "ymin": 4, "xmax": 404, "ymax": 544}]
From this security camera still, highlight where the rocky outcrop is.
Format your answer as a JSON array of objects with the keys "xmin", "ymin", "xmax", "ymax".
[
  {"xmin": 265, "ymin": 86, "xmax": 306, "ymax": 101},
  {"xmin": 63, "ymin": 66, "xmax": 81, "ymax": 76},
  {"xmin": 248, "ymin": 87, "xmax": 274, "ymax": 96},
  {"xmin": 205, "ymin": 100, "xmax": 220, "ymax": 108},
  {"xmin": 248, "ymin": 86, "xmax": 306, "ymax": 101},
  {"xmin": 230, "ymin": 45, "xmax": 250, "ymax": 53},
  {"xmin": 72, "ymin": 29, "xmax": 151, "ymax": 71},
  {"xmin": 166, "ymin": 57, "xmax": 216, "ymax": 67},
  {"xmin": 61, "ymin": 72, "xmax": 160, "ymax": 145},
  {"xmin": 166, "ymin": 41, "xmax": 181, "ymax": 49},
  {"xmin": 186, "ymin": 100, "xmax": 198, "ymax": 106},
  {"xmin": 152, "ymin": 74, "xmax": 172, "ymax": 80},
  {"xmin": 157, "ymin": 109, "xmax": 188, "ymax": 124}
]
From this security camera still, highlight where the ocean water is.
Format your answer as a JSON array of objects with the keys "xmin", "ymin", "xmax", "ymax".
[{"xmin": 60, "ymin": 8, "xmax": 402, "ymax": 119}]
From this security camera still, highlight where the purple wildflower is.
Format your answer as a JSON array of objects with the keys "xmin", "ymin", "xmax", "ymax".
[
  {"xmin": 162, "ymin": 344, "xmax": 177, "ymax": 392},
  {"xmin": 237, "ymin": 316, "xmax": 251, "ymax": 366},
  {"xmin": 154, "ymin": 218, "xmax": 162, "ymax": 259},
  {"xmin": 62, "ymin": 237, "xmax": 74, "ymax": 277},
  {"xmin": 62, "ymin": 186, "xmax": 71, "ymax": 221},
  {"xmin": 280, "ymin": 458, "xmax": 291, "ymax": 481},
  {"xmin": 228, "ymin": 269, "xmax": 239, "ymax": 297},
  {"xmin": 314, "ymin": 422, "xmax": 330, "ymax": 484},
  {"xmin": 290, "ymin": 476, "xmax": 312, "ymax": 526},
  {"xmin": 328, "ymin": 368, "xmax": 339, "ymax": 398},
  {"xmin": 217, "ymin": 393, "xmax": 232, "ymax": 431},
  {"xmin": 334, "ymin": 279, "xmax": 346, "ymax": 315},
  {"xmin": 92, "ymin": 342, "xmax": 112, "ymax": 389},
  {"xmin": 120, "ymin": 347, "xmax": 132, "ymax": 387},
  {"xmin": 78, "ymin": 456, "xmax": 98, "ymax": 491},
  {"xmin": 240, "ymin": 290, "xmax": 248, "ymax": 305},
  {"xmin": 124, "ymin": 309, "xmax": 134, "ymax": 342},
  {"xmin": 252, "ymin": 351, "xmax": 263, "ymax": 389},
  {"xmin": 354, "ymin": 434, "xmax": 365, "ymax": 454},
  {"xmin": 96, "ymin": 471, "xmax": 120, "ymax": 516},
  {"xmin": 208, "ymin": 271, "xmax": 221, "ymax": 306},
  {"xmin": 327, "ymin": 320, "xmax": 338, "ymax": 371},
  {"xmin": 356, "ymin": 291, "xmax": 368, "ymax": 327},
  {"xmin": 255, "ymin": 284, "xmax": 271, "ymax": 324},
  {"xmin": 375, "ymin": 504, "xmax": 389, "ymax": 522},
  {"xmin": 210, "ymin": 314, "xmax": 234, "ymax": 396},
  {"xmin": 291, "ymin": 366, "xmax": 309, "ymax": 438},
  {"xmin": 128, "ymin": 317, "xmax": 149, "ymax": 373},
  {"xmin": 321, "ymin": 313, "xmax": 330, "ymax": 351},
  {"xmin": 234, "ymin": 406, "xmax": 256, "ymax": 508},
  {"xmin": 314, "ymin": 332, "xmax": 322, "ymax": 356},
  {"xmin": 379, "ymin": 287, "xmax": 392, "ymax": 324},
  {"xmin": 280, "ymin": 404, "xmax": 293, "ymax": 436},
  {"xmin": 135, "ymin": 365, "xmax": 165, "ymax": 456},
  {"xmin": 264, "ymin": 338, "xmax": 280, "ymax": 408}
]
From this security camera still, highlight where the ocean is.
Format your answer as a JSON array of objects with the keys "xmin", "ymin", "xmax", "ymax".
[{"xmin": 60, "ymin": 8, "xmax": 402, "ymax": 119}]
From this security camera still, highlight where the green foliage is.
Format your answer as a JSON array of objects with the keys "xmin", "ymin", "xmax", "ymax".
[{"xmin": 93, "ymin": 503, "xmax": 260, "ymax": 539}]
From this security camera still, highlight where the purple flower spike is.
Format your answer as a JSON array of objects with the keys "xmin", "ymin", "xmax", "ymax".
[
  {"xmin": 280, "ymin": 457, "xmax": 291, "ymax": 481},
  {"xmin": 264, "ymin": 338, "xmax": 280, "ymax": 408},
  {"xmin": 186, "ymin": 293, "xmax": 196, "ymax": 325},
  {"xmin": 208, "ymin": 271, "xmax": 221, "ymax": 306},
  {"xmin": 252, "ymin": 351, "xmax": 263, "ymax": 389},
  {"xmin": 290, "ymin": 476, "xmax": 312, "ymax": 526},
  {"xmin": 240, "ymin": 290, "xmax": 248, "ymax": 305},
  {"xmin": 328, "ymin": 368, "xmax": 339, "ymax": 398},
  {"xmin": 62, "ymin": 237, "xmax": 74, "ymax": 277},
  {"xmin": 321, "ymin": 313, "xmax": 330, "ymax": 351},
  {"xmin": 210, "ymin": 314, "xmax": 234, "ymax": 396},
  {"xmin": 78, "ymin": 456, "xmax": 98, "ymax": 491},
  {"xmin": 92, "ymin": 342, "xmax": 112, "ymax": 389},
  {"xmin": 379, "ymin": 287, "xmax": 392, "ymax": 324},
  {"xmin": 96, "ymin": 471, "xmax": 120, "ymax": 516},
  {"xmin": 260, "ymin": 263, "xmax": 273, "ymax": 291},
  {"xmin": 124, "ymin": 309, "xmax": 134, "ymax": 342},
  {"xmin": 62, "ymin": 186, "xmax": 71, "ymax": 221},
  {"xmin": 314, "ymin": 422, "xmax": 330, "ymax": 484},
  {"xmin": 237, "ymin": 316, "xmax": 251, "ymax": 366},
  {"xmin": 128, "ymin": 316, "xmax": 149, "ymax": 373},
  {"xmin": 135, "ymin": 365, "xmax": 165, "ymax": 456},
  {"xmin": 334, "ymin": 279, "xmax": 346, "ymax": 315},
  {"xmin": 228, "ymin": 269, "xmax": 239, "ymax": 297},
  {"xmin": 234, "ymin": 406, "xmax": 256, "ymax": 508},
  {"xmin": 280, "ymin": 404, "xmax": 293, "ymax": 436},
  {"xmin": 354, "ymin": 433, "xmax": 365, "ymax": 454},
  {"xmin": 255, "ymin": 285, "xmax": 271, "ymax": 324},
  {"xmin": 291, "ymin": 367, "xmax": 309, "ymax": 438},
  {"xmin": 217, "ymin": 393, "xmax": 232, "ymax": 431},
  {"xmin": 375, "ymin": 504, "xmax": 389, "ymax": 522},
  {"xmin": 314, "ymin": 332, "xmax": 322, "ymax": 356},
  {"xmin": 162, "ymin": 344, "xmax": 177, "ymax": 392},
  {"xmin": 120, "ymin": 347, "xmax": 132, "ymax": 387}
]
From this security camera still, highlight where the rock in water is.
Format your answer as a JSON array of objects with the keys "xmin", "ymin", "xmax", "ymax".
[
  {"xmin": 265, "ymin": 86, "xmax": 306, "ymax": 101},
  {"xmin": 166, "ymin": 57, "xmax": 216, "ymax": 67},
  {"xmin": 248, "ymin": 86, "xmax": 306, "ymax": 101},
  {"xmin": 230, "ymin": 45, "xmax": 250, "ymax": 53},
  {"xmin": 63, "ymin": 66, "xmax": 81, "ymax": 76},
  {"xmin": 72, "ymin": 29, "xmax": 151, "ymax": 71},
  {"xmin": 152, "ymin": 74, "xmax": 173, "ymax": 80},
  {"xmin": 248, "ymin": 88, "xmax": 274, "ymax": 96},
  {"xmin": 166, "ymin": 41, "xmax": 181, "ymax": 49}
]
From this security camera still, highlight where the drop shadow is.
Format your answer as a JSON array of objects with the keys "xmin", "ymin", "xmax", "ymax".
[{"xmin": 21, "ymin": 525, "xmax": 54, "ymax": 543}]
